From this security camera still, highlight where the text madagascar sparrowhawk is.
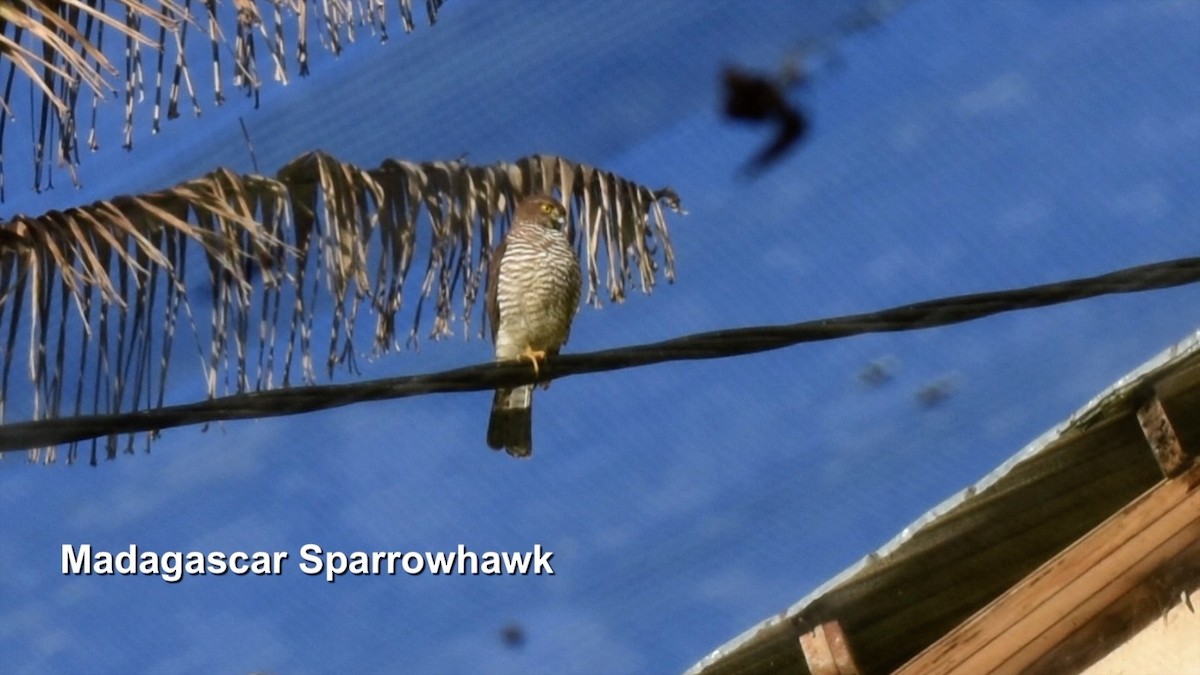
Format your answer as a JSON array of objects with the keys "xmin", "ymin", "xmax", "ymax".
[{"xmin": 485, "ymin": 195, "xmax": 582, "ymax": 457}]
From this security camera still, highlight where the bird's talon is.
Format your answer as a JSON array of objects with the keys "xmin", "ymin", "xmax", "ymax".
[{"xmin": 520, "ymin": 348, "xmax": 547, "ymax": 379}]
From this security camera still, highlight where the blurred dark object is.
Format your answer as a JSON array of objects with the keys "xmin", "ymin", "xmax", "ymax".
[
  {"xmin": 500, "ymin": 621, "xmax": 526, "ymax": 649},
  {"xmin": 722, "ymin": 65, "xmax": 810, "ymax": 173},
  {"xmin": 859, "ymin": 357, "xmax": 898, "ymax": 388},
  {"xmin": 916, "ymin": 377, "xmax": 957, "ymax": 408}
]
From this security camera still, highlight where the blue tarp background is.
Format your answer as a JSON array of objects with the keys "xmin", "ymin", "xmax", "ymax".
[{"xmin": 1, "ymin": 1, "xmax": 1198, "ymax": 673}]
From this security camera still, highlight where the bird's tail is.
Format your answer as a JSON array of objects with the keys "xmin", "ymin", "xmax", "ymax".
[{"xmin": 487, "ymin": 385, "xmax": 534, "ymax": 457}]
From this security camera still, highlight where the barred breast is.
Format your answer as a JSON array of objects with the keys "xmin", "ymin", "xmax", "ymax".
[{"xmin": 494, "ymin": 225, "xmax": 582, "ymax": 361}]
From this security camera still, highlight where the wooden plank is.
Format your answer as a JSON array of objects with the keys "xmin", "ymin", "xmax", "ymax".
[
  {"xmin": 1137, "ymin": 397, "xmax": 1191, "ymax": 478},
  {"xmin": 1025, "ymin": 541, "xmax": 1200, "ymax": 674},
  {"xmin": 996, "ymin": 518, "xmax": 1200, "ymax": 674},
  {"xmin": 799, "ymin": 621, "xmax": 861, "ymax": 675},
  {"xmin": 896, "ymin": 462, "xmax": 1200, "ymax": 675},
  {"xmin": 800, "ymin": 622, "xmax": 837, "ymax": 675},
  {"xmin": 823, "ymin": 621, "xmax": 861, "ymax": 675}
]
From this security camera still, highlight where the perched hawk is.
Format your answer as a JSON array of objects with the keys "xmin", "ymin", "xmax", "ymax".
[{"xmin": 485, "ymin": 195, "xmax": 582, "ymax": 457}]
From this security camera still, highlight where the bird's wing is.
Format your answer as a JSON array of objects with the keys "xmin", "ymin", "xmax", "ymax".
[{"xmin": 486, "ymin": 237, "xmax": 507, "ymax": 342}]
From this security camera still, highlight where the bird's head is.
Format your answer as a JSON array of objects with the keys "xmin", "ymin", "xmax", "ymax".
[{"xmin": 514, "ymin": 195, "xmax": 568, "ymax": 231}]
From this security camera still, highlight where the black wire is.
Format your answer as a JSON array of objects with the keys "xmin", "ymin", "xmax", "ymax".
[{"xmin": 2, "ymin": 256, "xmax": 1197, "ymax": 454}]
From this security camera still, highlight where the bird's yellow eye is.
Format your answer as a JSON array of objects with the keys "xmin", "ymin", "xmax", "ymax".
[{"xmin": 541, "ymin": 203, "xmax": 555, "ymax": 214}]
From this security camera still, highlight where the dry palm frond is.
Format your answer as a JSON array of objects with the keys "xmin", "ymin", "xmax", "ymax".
[
  {"xmin": 0, "ymin": 0, "xmax": 445, "ymax": 196},
  {"xmin": 0, "ymin": 151, "xmax": 681, "ymax": 463}
]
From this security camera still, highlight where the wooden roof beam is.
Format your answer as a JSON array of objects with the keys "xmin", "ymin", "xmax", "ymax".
[
  {"xmin": 895, "ymin": 459, "xmax": 1200, "ymax": 675},
  {"xmin": 1137, "ymin": 396, "xmax": 1192, "ymax": 478},
  {"xmin": 799, "ymin": 620, "xmax": 861, "ymax": 675}
]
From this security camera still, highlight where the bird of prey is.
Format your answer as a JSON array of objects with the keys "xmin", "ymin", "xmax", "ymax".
[{"xmin": 485, "ymin": 195, "xmax": 582, "ymax": 457}]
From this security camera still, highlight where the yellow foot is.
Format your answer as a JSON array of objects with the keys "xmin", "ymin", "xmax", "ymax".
[{"xmin": 520, "ymin": 346, "xmax": 548, "ymax": 379}]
